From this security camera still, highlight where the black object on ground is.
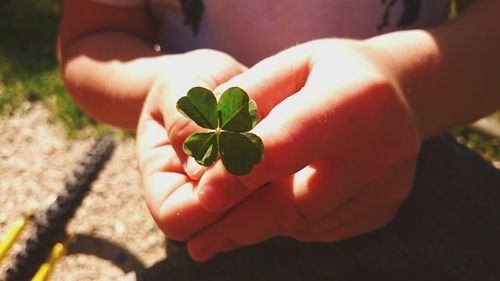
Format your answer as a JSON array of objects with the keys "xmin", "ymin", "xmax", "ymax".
[{"xmin": 5, "ymin": 136, "xmax": 115, "ymax": 281}]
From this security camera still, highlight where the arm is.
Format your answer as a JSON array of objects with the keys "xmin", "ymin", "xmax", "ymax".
[
  {"xmin": 58, "ymin": 0, "xmax": 166, "ymax": 130},
  {"xmin": 367, "ymin": 0, "xmax": 500, "ymax": 139}
]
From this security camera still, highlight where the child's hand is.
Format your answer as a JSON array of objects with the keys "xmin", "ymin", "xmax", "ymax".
[
  {"xmin": 185, "ymin": 39, "xmax": 422, "ymax": 260},
  {"xmin": 136, "ymin": 49, "xmax": 246, "ymax": 239}
]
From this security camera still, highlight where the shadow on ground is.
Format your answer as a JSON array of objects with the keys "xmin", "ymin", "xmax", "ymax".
[{"xmin": 67, "ymin": 234, "xmax": 146, "ymax": 274}]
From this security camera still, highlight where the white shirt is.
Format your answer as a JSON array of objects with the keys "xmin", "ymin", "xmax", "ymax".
[{"xmin": 90, "ymin": 0, "xmax": 451, "ymax": 65}]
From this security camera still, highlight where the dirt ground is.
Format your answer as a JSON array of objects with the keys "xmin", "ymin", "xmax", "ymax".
[{"xmin": 0, "ymin": 102, "xmax": 166, "ymax": 280}]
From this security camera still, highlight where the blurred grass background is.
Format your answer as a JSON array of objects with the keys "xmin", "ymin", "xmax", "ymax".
[
  {"xmin": 0, "ymin": 0, "xmax": 111, "ymax": 137},
  {"xmin": 0, "ymin": 0, "xmax": 498, "ymax": 162}
]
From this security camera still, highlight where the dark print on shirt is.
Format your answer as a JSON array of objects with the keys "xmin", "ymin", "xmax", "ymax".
[
  {"xmin": 378, "ymin": 0, "xmax": 421, "ymax": 31},
  {"xmin": 179, "ymin": 0, "xmax": 204, "ymax": 36}
]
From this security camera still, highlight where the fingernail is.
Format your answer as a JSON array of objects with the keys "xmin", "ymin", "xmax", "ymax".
[
  {"xmin": 185, "ymin": 157, "xmax": 203, "ymax": 179},
  {"xmin": 198, "ymin": 184, "xmax": 226, "ymax": 212}
]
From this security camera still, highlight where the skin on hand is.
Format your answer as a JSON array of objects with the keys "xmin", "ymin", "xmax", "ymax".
[
  {"xmin": 184, "ymin": 39, "xmax": 422, "ymax": 261},
  {"xmin": 137, "ymin": 37, "xmax": 423, "ymax": 260},
  {"xmin": 136, "ymin": 49, "xmax": 247, "ymax": 240},
  {"xmin": 67, "ymin": 0, "xmax": 500, "ymax": 263},
  {"xmin": 179, "ymin": 0, "xmax": 500, "ymax": 261}
]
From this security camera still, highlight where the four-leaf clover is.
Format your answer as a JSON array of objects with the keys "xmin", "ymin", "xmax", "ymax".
[{"xmin": 176, "ymin": 87, "xmax": 264, "ymax": 176}]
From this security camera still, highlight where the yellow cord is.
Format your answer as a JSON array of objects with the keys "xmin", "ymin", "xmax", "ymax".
[
  {"xmin": 32, "ymin": 241, "xmax": 67, "ymax": 281},
  {"xmin": 0, "ymin": 213, "xmax": 31, "ymax": 264}
]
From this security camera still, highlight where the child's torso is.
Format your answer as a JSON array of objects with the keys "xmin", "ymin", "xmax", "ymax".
[{"xmin": 150, "ymin": 0, "xmax": 450, "ymax": 65}]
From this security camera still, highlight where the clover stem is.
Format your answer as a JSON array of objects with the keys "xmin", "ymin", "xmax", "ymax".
[{"xmin": 215, "ymin": 127, "xmax": 221, "ymax": 150}]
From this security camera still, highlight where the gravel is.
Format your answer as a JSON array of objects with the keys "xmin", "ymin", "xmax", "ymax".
[{"xmin": 0, "ymin": 102, "xmax": 166, "ymax": 280}]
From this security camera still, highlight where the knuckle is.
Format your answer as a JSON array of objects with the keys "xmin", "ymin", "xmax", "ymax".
[
  {"xmin": 166, "ymin": 114, "xmax": 195, "ymax": 144},
  {"xmin": 220, "ymin": 235, "xmax": 245, "ymax": 250},
  {"xmin": 137, "ymin": 149, "xmax": 162, "ymax": 179},
  {"xmin": 157, "ymin": 214, "xmax": 194, "ymax": 242},
  {"xmin": 278, "ymin": 207, "xmax": 312, "ymax": 239},
  {"xmin": 163, "ymin": 229, "xmax": 191, "ymax": 242},
  {"xmin": 209, "ymin": 224, "xmax": 244, "ymax": 247},
  {"xmin": 240, "ymin": 127, "xmax": 294, "ymax": 189},
  {"xmin": 136, "ymin": 151, "xmax": 149, "ymax": 176}
]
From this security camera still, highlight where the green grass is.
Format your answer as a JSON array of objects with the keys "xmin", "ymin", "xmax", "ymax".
[
  {"xmin": 446, "ymin": 0, "xmax": 499, "ymax": 164},
  {"xmin": 0, "ymin": 0, "xmax": 115, "ymax": 137},
  {"xmin": 452, "ymin": 127, "xmax": 500, "ymax": 163},
  {"xmin": 449, "ymin": 0, "xmax": 457, "ymax": 19}
]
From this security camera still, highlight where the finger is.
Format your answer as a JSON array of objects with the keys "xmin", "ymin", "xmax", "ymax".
[
  {"xmin": 136, "ymin": 114, "xmax": 179, "ymax": 177},
  {"xmin": 295, "ymin": 189, "xmax": 402, "ymax": 242},
  {"xmin": 188, "ymin": 161, "xmax": 409, "ymax": 261},
  {"xmin": 137, "ymin": 112, "xmax": 225, "ymax": 241},
  {"xmin": 194, "ymin": 47, "xmax": 316, "ymax": 212},
  {"xmin": 292, "ymin": 189, "xmax": 401, "ymax": 242},
  {"xmin": 136, "ymin": 105, "xmax": 173, "ymax": 173},
  {"xmin": 288, "ymin": 157, "xmax": 415, "ymax": 242},
  {"xmin": 213, "ymin": 44, "xmax": 312, "ymax": 119},
  {"xmin": 154, "ymin": 80, "xmax": 213, "ymax": 180},
  {"xmin": 136, "ymin": 117, "xmax": 169, "ymax": 154},
  {"xmin": 187, "ymin": 177, "xmax": 298, "ymax": 261},
  {"xmin": 196, "ymin": 85, "xmax": 333, "ymax": 212},
  {"xmin": 153, "ymin": 52, "xmax": 246, "ymax": 179},
  {"xmin": 301, "ymin": 213, "xmax": 395, "ymax": 243},
  {"xmin": 136, "ymin": 86, "xmax": 198, "ymax": 177},
  {"xmin": 136, "ymin": 134, "xmax": 191, "ymax": 234},
  {"xmin": 143, "ymin": 171, "xmax": 188, "ymax": 222},
  {"xmin": 138, "ymin": 145, "xmax": 183, "ymax": 179},
  {"xmin": 143, "ymin": 168, "xmax": 227, "ymax": 241},
  {"xmin": 156, "ymin": 180, "xmax": 226, "ymax": 241},
  {"xmin": 198, "ymin": 63, "xmax": 419, "ymax": 213},
  {"xmin": 143, "ymin": 171, "xmax": 224, "ymax": 241}
]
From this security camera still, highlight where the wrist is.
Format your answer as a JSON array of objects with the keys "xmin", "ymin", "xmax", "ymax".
[
  {"xmin": 365, "ymin": 30, "xmax": 441, "ymax": 140},
  {"xmin": 366, "ymin": 0, "xmax": 500, "ymax": 139}
]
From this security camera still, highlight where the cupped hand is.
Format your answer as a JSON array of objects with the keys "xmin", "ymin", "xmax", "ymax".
[
  {"xmin": 186, "ymin": 39, "xmax": 422, "ymax": 260},
  {"xmin": 136, "ymin": 49, "xmax": 246, "ymax": 240}
]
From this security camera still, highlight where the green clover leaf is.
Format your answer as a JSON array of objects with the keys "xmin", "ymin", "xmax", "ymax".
[
  {"xmin": 219, "ymin": 132, "xmax": 264, "ymax": 175},
  {"xmin": 177, "ymin": 87, "xmax": 218, "ymax": 129},
  {"xmin": 176, "ymin": 86, "xmax": 264, "ymax": 176},
  {"xmin": 218, "ymin": 87, "xmax": 258, "ymax": 132},
  {"xmin": 182, "ymin": 132, "xmax": 218, "ymax": 166}
]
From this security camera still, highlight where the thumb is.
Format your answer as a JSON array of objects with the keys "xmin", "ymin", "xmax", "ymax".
[
  {"xmin": 195, "ymin": 45, "xmax": 333, "ymax": 212},
  {"xmin": 152, "ymin": 80, "xmax": 213, "ymax": 180},
  {"xmin": 155, "ymin": 51, "xmax": 247, "ymax": 179},
  {"xmin": 197, "ymin": 83, "xmax": 336, "ymax": 212}
]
